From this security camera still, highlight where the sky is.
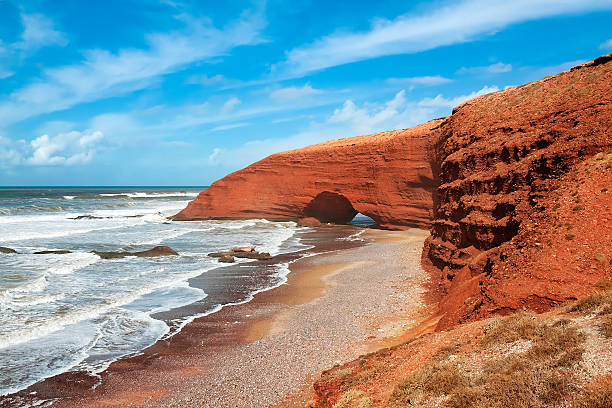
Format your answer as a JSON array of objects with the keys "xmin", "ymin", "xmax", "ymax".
[{"xmin": 0, "ymin": 0, "xmax": 611, "ymax": 186}]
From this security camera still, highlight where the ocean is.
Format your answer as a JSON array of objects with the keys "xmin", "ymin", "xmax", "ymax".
[{"xmin": 0, "ymin": 187, "xmax": 314, "ymax": 398}]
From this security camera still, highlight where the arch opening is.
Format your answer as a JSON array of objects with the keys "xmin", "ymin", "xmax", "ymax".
[{"xmin": 303, "ymin": 191, "xmax": 358, "ymax": 224}]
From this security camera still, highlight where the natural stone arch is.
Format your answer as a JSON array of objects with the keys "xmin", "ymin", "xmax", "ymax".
[{"xmin": 303, "ymin": 191, "xmax": 358, "ymax": 224}]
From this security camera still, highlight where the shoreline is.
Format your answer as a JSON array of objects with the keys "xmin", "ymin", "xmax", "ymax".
[{"xmin": 3, "ymin": 226, "xmax": 431, "ymax": 408}]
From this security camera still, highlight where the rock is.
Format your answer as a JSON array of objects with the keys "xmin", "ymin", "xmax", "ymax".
[
  {"xmin": 297, "ymin": 217, "xmax": 322, "ymax": 227},
  {"xmin": 172, "ymin": 121, "xmax": 442, "ymax": 229},
  {"xmin": 423, "ymin": 53, "xmax": 612, "ymax": 329},
  {"xmin": 34, "ymin": 250, "xmax": 72, "ymax": 254},
  {"xmin": 219, "ymin": 255, "xmax": 235, "ymax": 263},
  {"xmin": 93, "ymin": 246, "xmax": 179, "ymax": 259},
  {"xmin": 594, "ymin": 253, "xmax": 607, "ymax": 263},
  {"xmin": 231, "ymin": 245, "xmax": 256, "ymax": 253},
  {"xmin": 208, "ymin": 249, "xmax": 272, "ymax": 261},
  {"xmin": 233, "ymin": 251, "xmax": 272, "ymax": 260},
  {"xmin": 0, "ymin": 246, "xmax": 17, "ymax": 254}
]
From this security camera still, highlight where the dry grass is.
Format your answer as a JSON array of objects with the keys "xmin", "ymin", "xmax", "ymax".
[
  {"xmin": 388, "ymin": 313, "xmax": 586, "ymax": 408},
  {"xmin": 572, "ymin": 381, "xmax": 612, "ymax": 408},
  {"xmin": 569, "ymin": 282, "xmax": 612, "ymax": 314},
  {"xmin": 331, "ymin": 389, "xmax": 373, "ymax": 408}
]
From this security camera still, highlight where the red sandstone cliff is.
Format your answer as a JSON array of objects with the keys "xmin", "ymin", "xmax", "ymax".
[
  {"xmin": 174, "ymin": 121, "xmax": 443, "ymax": 229},
  {"xmin": 177, "ymin": 54, "xmax": 612, "ymax": 328},
  {"xmin": 424, "ymin": 55, "xmax": 612, "ymax": 329}
]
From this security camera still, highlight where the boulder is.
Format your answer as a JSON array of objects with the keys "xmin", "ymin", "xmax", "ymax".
[
  {"xmin": 208, "ymin": 249, "xmax": 272, "ymax": 261},
  {"xmin": 34, "ymin": 250, "xmax": 72, "ymax": 254},
  {"xmin": 231, "ymin": 245, "xmax": 256, "ymax": 253},
  {"xmin": 0, "ymin": 246, "xmax": 17, "ymax": 254},
  {"xmin": 93, "ymin": 246, "xmax": 179, "ymax": 259},
  {"xmin": 219, "ymin": 255, "xmax": 235, "ymax": 263},
  {"xmin": 233, "ymin": 251, "xmax": 272, "ymax": 260},
  {"xmin": 297, "ymin": 217, "xmax": 322, "ymax": 227}
]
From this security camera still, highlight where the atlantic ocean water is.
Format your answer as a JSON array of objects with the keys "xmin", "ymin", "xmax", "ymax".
[{"xmin": 0, "ymin": 187, "xmax": 310, "ymax": 397}]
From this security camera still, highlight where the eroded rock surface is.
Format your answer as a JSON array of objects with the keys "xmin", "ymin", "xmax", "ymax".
[{"xmin": 173, "ymin": 121, "xmax": 443, "ymax": 229}]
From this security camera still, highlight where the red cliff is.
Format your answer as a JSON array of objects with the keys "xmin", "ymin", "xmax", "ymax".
[
  {"xmin": 174, "ymin": 121, "xmax": 443, "ymax": 229},
  {"xmin": 424, "ymin": 55, "xmax": 612, "ymax": 328},
  {"xmin": 177, "ymin": 55, "xmax": 612, "ymax": 328}
]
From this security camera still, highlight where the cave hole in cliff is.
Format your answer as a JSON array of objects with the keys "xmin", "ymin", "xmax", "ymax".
[{"xmin": 303, "ymin": 191, "xmax": 358, "ymax": 224}]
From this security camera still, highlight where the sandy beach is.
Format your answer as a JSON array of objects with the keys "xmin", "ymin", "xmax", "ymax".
[{"xmin": 10, "ymin": 227, "xmax": 431, "ymax": 408}]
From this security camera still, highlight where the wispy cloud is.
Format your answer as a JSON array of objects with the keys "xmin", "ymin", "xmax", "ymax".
[
  {"xmin": 275, "ymin": 0, "xmax": 612, "ymax": 77},
  {"xmin": 17, "ymin": 13, "xmax": 68, "ymax": 51},
  {"xmin": 211, "ymin": 122, "xmax": 249, "ymax": 131},
  {"xmin": 0, "ymin": 13, "xmax": 67, "ymax": 79},
  {"xmin": 457, "ymin": 62, "xmax": 512, "ymax": 74},
  {"xmin": 221, "ymin": 97, "xmax": 242, "ymax": 114},
  {"xmin": 418, "ymin": 85, "xmax": 499, "ymax": 108},
  {"xmin": 535, "ymin": 59, "xmax": 587, "ymax": 76},
  {"xmin": 0, "ymin": 10, "xmax": 266, "ymax": 125},
  {"xmin": 386, "ymin": 75, "xmax": 452, "ymax": 86},
  {"xmin": 269, "ymin": 83, "xmax": 324, "ymax": 101},
  {"xmin": 600, "ymin": 38, "xmax": 612, "ymax": 50}
]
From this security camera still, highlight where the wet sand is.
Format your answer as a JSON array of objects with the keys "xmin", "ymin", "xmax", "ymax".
[{"xmin": 3, "ymin": 227, "xmax": 431, "ymax": 408}]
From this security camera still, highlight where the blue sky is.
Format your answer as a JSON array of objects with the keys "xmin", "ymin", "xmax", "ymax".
[{"xmin": 0, "ymin": 0, "xmax": 611, "ymax": 186}]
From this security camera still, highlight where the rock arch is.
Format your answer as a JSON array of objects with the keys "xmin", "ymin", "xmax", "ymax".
[{"xmin": 303, "ymin": 191, "xmax": 358, "ymax": 224}]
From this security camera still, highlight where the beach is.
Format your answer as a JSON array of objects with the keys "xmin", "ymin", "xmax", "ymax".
[{"xmin": 16, "ymin": 227, "xmax": 431, "ymax": 408}]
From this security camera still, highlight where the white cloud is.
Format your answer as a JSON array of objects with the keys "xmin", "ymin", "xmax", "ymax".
[
  {"xmin": 0, "ymin": 11, "xmax": 266, "ymax": 125},
  {"xmin": 386, "ymin": 75, "xmax": 452, "ymax": 86},
  {"xmin": 269, "ymin": 83, "xmax": 324, "ymax": 101},
  {"xmin": 418, "ymin": 85, "xmax": 499, "ymax": 108},
  {"xmin": 186, "ymin": 73, "xmax": 228, "ymax": 86},
  {"xmin": 0, "ymin": 136, "xmax": 24, "ymax": 168},
  {"xmin": 0, "ymin": 130, "xmax": 105, "ymax": 167},
  {"xmin": 600, "ymin": 38, "xmax": 612, "ymax": 50},
  {"xmin": 211, "ymin": 122, "xmax": 249, "ymax": 131},
  {"xmin": 276, "ymin": 0, "xmax": 612, "ymax": 77},
  {"xmin": 208, "ymin": 147, "xmax": 222, "ymax": 164},
  {"xmin": 17, "ymin": 13, "xmax": 68, "ymax": 50},
  {"xmin": 329, "ymin": 90, "xmax": 436, "ymax": 134},
  {"xmin": 221, "ymin": 97, "xmax": 242, "ymax": 114},
  {"xmin": 457, "ymin": 62, "xmax": 512, "ymax": 74},
  {"xmin": 26, "ymin": 130, "xmax": 104, "ymax": 165}
]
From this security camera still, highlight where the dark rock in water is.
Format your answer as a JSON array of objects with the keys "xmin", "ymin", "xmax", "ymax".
[
  {"xmin": 93, "ymin": 245, "xmax": 179, "ymax": 259},
  {"xmin": 219, "ymin": 255, "xmax": 235, "ymax": 263},
  {"xmin": 208, "ymin": 252, "xmax": 229, "ymax": 258},
  {"xmin": 208, "ymin": 248, "xmax": 272, "ymax": 261},
  {"xmin": 233, "ymin": 251, "xmax": 272, "ymax": 260},
  {"xmin": 0, "ymin": 246, "xmax": 17, "ymax": 254},
  {"xmin": 34, "ymin": 250, "xmax": 72, "ymax": 254},
  {"xmin": 70, "ymin": 215, "xmax": 104, "ymax": 220}
]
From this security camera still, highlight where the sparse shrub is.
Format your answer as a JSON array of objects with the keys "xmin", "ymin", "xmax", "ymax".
[
  {"xmin": 332, "ymin": 389, "xmax": 363, "ymax": 408},
  {"xmin": 566, "ymin": 234, "xmax": 576, "ymax": 240},
  {"xmin": 599, "ymin": 314, "xmax": 612, "ymax": 338},
  {"xmin": 573, "ymin": 381, "xmax": 612, "ymax": 408},
  {"xmin": 389, "ymin": 312, "xmax": 586, "ymax": 408},
  {"xmin": 573, "ymin": 205, "xmax": 584, "ymax": 211}
]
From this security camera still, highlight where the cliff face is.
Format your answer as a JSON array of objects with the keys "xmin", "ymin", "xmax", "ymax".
[
  {"xmin": 424, "ymin": 55, "xmax": 612, "ymax": 328},
  {"xmin": 177, "ymin": 55, "xmax": 612, "ymax": 327},
  {"xmin": 174, "ymin": 120, "xmax": 443, "ymax": 229}
]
